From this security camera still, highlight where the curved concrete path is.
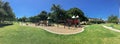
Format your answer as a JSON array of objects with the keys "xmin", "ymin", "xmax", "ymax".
[
  {"xmin": 102, "ymin": 25, "xmax": 120, "ymax": 32},
  {"xmin": 20, "ymin": 23, "xmax": 85, "ymax": 35}
]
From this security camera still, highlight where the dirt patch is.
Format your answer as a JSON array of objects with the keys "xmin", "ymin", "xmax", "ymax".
[{"xmin": 20, "ymin": 23, "xmax": 85, "ymax": 35}]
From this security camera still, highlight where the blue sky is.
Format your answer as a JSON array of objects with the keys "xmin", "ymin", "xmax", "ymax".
[{"xmin": 4, "ymin": 0, "xmax": 119, "ymax": 20}]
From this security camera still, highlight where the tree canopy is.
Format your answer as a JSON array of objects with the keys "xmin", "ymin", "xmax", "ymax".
[
  {"xmin": 0, "ymin": 0, "xmax": 15, "ymax": 23},
  {"xmin": 38, "ymin": 11, "xmax": 48, "ymax": 20},
  {"xmin": 51, "ymin": 4, "xmax": 66, "ymax": 21},
  {"xmin": 107, "ymin": 15, "xmax": 119, "ymax": 24},
  {"xmin": 26, "ymin": 4, "xmax": 88, "ymax": 23},
  {"xmin": 18, "ymin": 16, "xmax": 27, "ymax": 22},
  {"xmin": 67, "ymin": 7, "xmax": 88, "ymax": 21}
]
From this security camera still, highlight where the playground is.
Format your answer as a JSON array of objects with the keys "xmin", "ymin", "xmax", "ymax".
[
  {"xmin": 0, "ymin": 0, "xmax": 119, "ymax": 44},
  {"xmin": 21, "ymin": 22, "xmax": 85, "ymax": 35}
]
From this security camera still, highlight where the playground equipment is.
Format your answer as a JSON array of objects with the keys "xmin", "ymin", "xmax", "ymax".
[
  {"xmin": 35, "ymin": 17, "xmax": 53, "ymax": 26},
  {"xmin": 35, "ymin": 15, "xmax": 81, "ymax": 29}
]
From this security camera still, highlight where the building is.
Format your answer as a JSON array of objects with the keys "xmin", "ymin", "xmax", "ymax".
[{"xmin": 88, "ymin": 18, "xmax": 105, "ymax": 24}]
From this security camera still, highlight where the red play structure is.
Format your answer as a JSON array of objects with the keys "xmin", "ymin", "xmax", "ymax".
[{"xmin": 66, "ymin": 19, "xmax": 79, "ymax": 25}]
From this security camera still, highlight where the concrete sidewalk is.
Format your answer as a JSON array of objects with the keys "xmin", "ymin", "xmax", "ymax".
[{"xmin": 102, "ymin": 25, "xmax": 120, "ymax": 32}]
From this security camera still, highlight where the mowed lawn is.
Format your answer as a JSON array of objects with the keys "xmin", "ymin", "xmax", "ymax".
[
  {"xmin": 105, "ymin": 23, "xmax": 120, "ymax": 30},
  {"xmin": 0, "ymin": 23, "xmax": 120, "ymax": 44}
]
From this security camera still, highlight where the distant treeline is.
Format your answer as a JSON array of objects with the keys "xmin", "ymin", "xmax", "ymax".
[
  {"xmin": 18, "ymin": 4, "xmax": 88, "ymax": 23},
  {"xmin": 17, "ymin": 4, "xmax": 119, "ymax": 24}
]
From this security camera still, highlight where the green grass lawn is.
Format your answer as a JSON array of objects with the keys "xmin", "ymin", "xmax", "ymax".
[
  {"xmin": 104, "ymin": 23, "xmax": 120, "ymax": 30},
  {"xmin": 0, "ymin": 23, "xmax": 120, "ymax": 44}
]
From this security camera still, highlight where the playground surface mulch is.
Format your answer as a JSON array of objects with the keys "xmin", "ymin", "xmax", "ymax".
[{"xmin": 21, "ymin": 23, "xmax": 85, "ymax": 35}]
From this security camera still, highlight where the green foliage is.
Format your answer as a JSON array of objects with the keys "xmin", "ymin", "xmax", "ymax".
[
  {"xmin": 51, "ymin": 4, "xmax": 66, "ymax": 22},
  {"xmin": 67, "ymin": 8, "xmax": 84, "ymax": 17},
  {"xmin": 2, "ymin": 2, "xmax": 16, "ymax": 21},
  {"xmin": 18, "ymin": 16, "xmax": 27, "ymax": 22},
  {"xmin": 0, "ymin": 1, "xmax": 15, "ymax": 23},
  {"xmin": 29, "ymin": 16, "xmax": 40, "ymax": 23},
  {"xmin": 67, "ymin": 7, "xmax": 88, "ymax": 21},
  {"xmin": 28, "ymin": 4, "xmax": 88, "ymax": 23},
  {"xmin": 107, "ymin": 15, "xmax": 119, "ymax": 24},
  {"xmin": 0, "ymin": 8, "xmax": 8, "ymax": 23},
  {"xmin": 27, "ymin": 11, "xmax": 48, "ymax": 23},
  {"xmin": 0, "ymin": 8, "xmax": 8, "ymax": 16},
  {"xmin": 0, "ymin": 0, "xmax": 3, "ymax": 8},
  {"xmin": 38, "ymin": 11, "xmax": 48, "ymax": 20},
  {"xmin": 49, "ymin": 4, "xmax": 88, "ymax": 23}
]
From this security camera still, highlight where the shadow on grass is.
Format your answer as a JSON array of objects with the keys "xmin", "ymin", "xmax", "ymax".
[{"xmin": 0, "ymin": 23, "xmax": 13, "ymax": 28}]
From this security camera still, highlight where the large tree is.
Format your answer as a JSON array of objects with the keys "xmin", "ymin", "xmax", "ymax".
[
  {"xmin": 67, "ymin": 7, "xmax": 88, "ymax": 21},
  {"xmin": 29, "ymin": 16, "xmax": 40, "ymax": 23},
  {"xmin": 0, "ymin": 0, "xmax": 7, "ymax": 23},
  {"xmin": 0, "ymin": 0, "xmax": 15, "ymax": 23},
  {"xmin": 0, "ymin": 8, "xmax": 7, "ymax": 23},
  {"xmin": 38, "ymin": 11, "xmax": 48, "ymax": 21},
  {"xmin": 28, "ymin": 4, "xmax": 88, "ymax": 24},
  {"xmin": 51, "ymin": 4, "xmax": 66, "ymax": 22},
  {"xmin": 0, "ymin": 0, "xmax": 3, "ymax": 8},
  {"xmin": 18, "ymin": 16, "xmax": 27, "ymax": 22},
  {"xmin": 28, "ymin": 11, "xmax": 48, "ymax": 23},
  {"xmin": 108, "ymin": 15, "xmax": 119, "ymax": 24},
  {"xmin": 2, "ymin": 2, "xmax": 15, "ymax": 21},
  {"xmin": 51, "ymin": 4, "xmax": 60, "ymax": 20}
]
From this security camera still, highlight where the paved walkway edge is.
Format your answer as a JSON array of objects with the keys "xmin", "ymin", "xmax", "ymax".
[{"xmin": 102, "ymin": 25, "xmax": 120, "ymax": 32}]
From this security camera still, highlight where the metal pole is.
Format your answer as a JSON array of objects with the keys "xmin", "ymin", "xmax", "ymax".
[
  {"xmin": 118, "ymin": 7, "xmax": 120, "ymax": 24},
  {"xmin": 118, "ymin": 0, "xmax": 120, "ymax": 24}
]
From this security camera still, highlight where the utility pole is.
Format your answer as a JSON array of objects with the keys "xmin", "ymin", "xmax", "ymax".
[
  {"xmin": 118, "ymin": 6, "xmax": 120, "ymax": 24},
  {"xmin": 118, "ymin": 0, "xmax": 120, "ymax": 24}
]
